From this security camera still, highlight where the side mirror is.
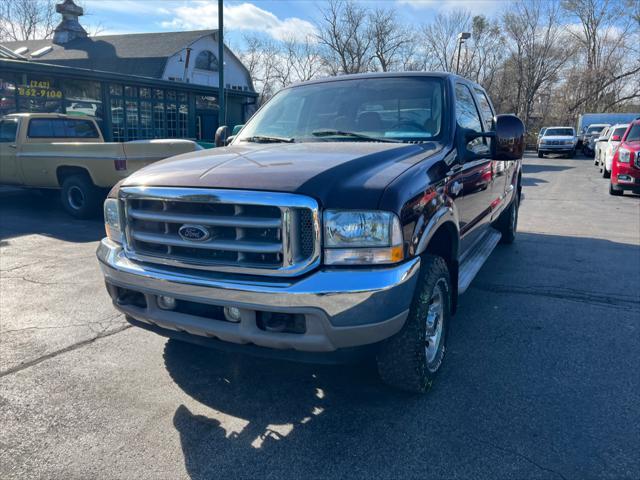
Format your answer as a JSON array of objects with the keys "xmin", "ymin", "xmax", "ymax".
[
  {"xmin": 611, "ymin": 135, "xmax": 621, "ymax": 141},
  {"xmin": 215, "ymin": 126, "xmax": 229, "ymax": 147},
  {"xmin": 597, "ymin": 136, "xmax": 607, "ymax": 142},
  {"xmin": 459, "ymin": 114, "xmax": 525, "ymax": 162},
  {"xmin": 225, "ymin": 135, "xmax": 235, "ymax": 145}
]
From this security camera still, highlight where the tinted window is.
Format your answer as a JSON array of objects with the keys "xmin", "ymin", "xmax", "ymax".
[
  {"xmin": 474, "ymin": 89, "xmax": 494, "ymax": 131},
  {"xmin": 28, "ymin": 118, "xmax": 99, "ymax": 138},
  {"xmin": 0, "ymin": 119, "xmax": 18, "ymax": 142},
  {"xmin": 612, "ymin": 127, "xmax": 627, "ymax": 138},
  {"xmin": 455, "ymin": 83, "xmax": 486, "ymax": 153}
]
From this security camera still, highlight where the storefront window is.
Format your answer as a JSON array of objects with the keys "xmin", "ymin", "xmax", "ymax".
[
  {"xmin": 126, "ymin": 100, "xmax": 138, "ymax": 139},
  {"xmin": 154, "ymin": 89, "xmax": 164, "ymax": 100},
  {"xmin": 178, "ymin": 103, "xmax": 188, "ymax": 138},
  {"xmin": 111, "ymin": 98, "xmax": 124, "ymax": 141},
  {"xmin": 16, "ymin": 77, "xmax": 64, "ymax": 113},
  {"xmin": 196, "ymin": 95, "xmax": 218, "ymax": 110},
  {"xmin": 167, "ymin": 90, "xmax": 177, "ymax": 101},
  {"xmin": 140, "ymin": 88, "xmax": 151, "ymax": 99},
  {"xmin": 167, "ymin": 103, "xmax": 177, "ymax": 137},
  {"xmin": 0, "ymin": 76, "xmax": 17, "ymax": 117},
  {"xmin": 153, "ymin": 103, "xmax": 165, "ymax": 137},
  {"xmin": 140, "ymin": 101, "xmax": 153, "ymax": 138},
  {"xmin": 110, "ymin": 84, "xmax": 123, "ymax": 96},
  {"xmin": 63, "ymin": 79, "xmax": 102, "ymax": 119},
  {"xmin": 125, "ymin": 86, "xmax": 138, "ymax": 98}
]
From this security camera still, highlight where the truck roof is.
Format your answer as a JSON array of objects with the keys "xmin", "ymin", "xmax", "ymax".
[
  {"xmin": 288, "ymin": 71, "xmax": 482, "ymax": 90},
  {"xmin": 3, "ymin": 113, "xmax": 95, "ymax": 119}
]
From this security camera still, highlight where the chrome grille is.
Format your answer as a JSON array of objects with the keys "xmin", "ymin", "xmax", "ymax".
[{"xmin": 120, "ymin": 187, "xmax": 320, "ymax": 276}]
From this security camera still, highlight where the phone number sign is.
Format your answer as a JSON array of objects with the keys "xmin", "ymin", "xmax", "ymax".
[{"xmin": 17, "ymin": 80, "xmax": 63, "ymax": 99}]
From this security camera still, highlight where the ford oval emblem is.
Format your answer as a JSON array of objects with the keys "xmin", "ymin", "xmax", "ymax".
[{"xmin": 178, "ymin": 224, "xmax": 210, "ymax": 242}]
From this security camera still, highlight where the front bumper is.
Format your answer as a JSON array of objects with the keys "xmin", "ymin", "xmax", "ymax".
[
  {"xmin": 97, "ymin": 239, "xmax": 420, "ymax": 354},
  {"xmin": 539, "ymin": 144, "xmax": 575, "ymax": 153}
]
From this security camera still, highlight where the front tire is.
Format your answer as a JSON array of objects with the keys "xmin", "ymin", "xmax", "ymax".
[
  {"xmin": 537, "ymin": 151, "xmax": 544, "ymax": 158},
  {"xmin": 609, "ymin": 183, "xmax": 623, "ymax": 196},
  {"xmin": 60, "ymin": 174, "xmax": 102, "ymax": 219},
  {"xmin": 494, "ymin": 193, "xmax": 519, "ymax": 244},
  {"xmin": 377, "ymin": 256, "xmax": 451, "ymax": 393}
]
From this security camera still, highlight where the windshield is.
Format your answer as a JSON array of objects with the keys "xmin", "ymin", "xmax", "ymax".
[
  {"xmin": 545, "ymin": 128, "xmax": 574, "ymax": 136},
  {"xmin": 236, "ymin": 77, "xmax": 444, "ymax": 143},
  {"xmin": 625, "ymin": 124, "xmax": 640, "ymax": 142},
  {"xmin": 587, "ymin": 125, "xmax": 606, "ymax": 134}
]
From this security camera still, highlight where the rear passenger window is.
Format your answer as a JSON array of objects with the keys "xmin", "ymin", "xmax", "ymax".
[
  {"xmin": 0, "ymin": 120, "xmax": 18, "ymax": 142},
  {"xmin": 474, "ymin": 89, "xmax": 495, "ymax": 131},
  {"xmin": 455, "ymin": 83, "xmax": 487, "ymax": 154},
  {"xmin": 28, "ymin": 119, "xmax": 99, "ymax": 138}
]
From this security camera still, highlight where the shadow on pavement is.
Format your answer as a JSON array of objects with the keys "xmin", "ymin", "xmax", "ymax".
[
  {"xmin": 163, "ymin": 232, "xmax": 640, "ymax": 479},
  {"xmin": 0, "ymin": 189, "xmax": 104, "ymax": 243},
  {"xmin": 522, "ymin": 163, "xmax": 574, "ymax": 175}
]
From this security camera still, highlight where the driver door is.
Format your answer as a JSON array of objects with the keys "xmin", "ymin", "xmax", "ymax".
[{"xmin": 0, "ymin": 118, "xmax": 21, "ymax": 185}]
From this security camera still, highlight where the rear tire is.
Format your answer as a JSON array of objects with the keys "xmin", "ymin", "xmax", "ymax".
[
  {"xmin": 537, "ymin": 151, "xmax": 544, "ymax": 158},
  {"xmin": 609, "ymin": 183, "xmax": 623, "ymax": 196},
  {"xmin": 601, "ymin": 165, "xmax": 610, "ymax": 179},
  {"xmin": 568, "ymin": 149, "xmax": 575, "ymax": 158},
  {"xmin": 60, "ymin": 174, "xmax": 102, "ymax": 219},
  {"xmin": 376, "ymin": 256, "xmax": 451, "ymax": 393}
]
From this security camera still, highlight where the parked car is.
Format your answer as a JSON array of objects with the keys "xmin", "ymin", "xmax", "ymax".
[
  {"xmin": 577, "ymin": 113, "xmax": 639, "ymax": 148},
  {"xmin": 97, "ymin": 72, "xmax": 525, "ymax": 393},
  {"xmin": 535, "ymin": 127, "xmax": 547, "ymax": 151},
  {"xmin": 609, "ymin": 120, "xmax": 640, "ymax": 196},
  {"xmin": 596, "ymin": 123, "xmax": 629, "ymax": 178},
  {"xmin": 582, "ymin": 123, "xmax": 609, "ymax": 157},
  {"xmin": 537, "ymin": 126, "xmax": 577, "ymax": 158},
  {"xmin": 0, "ymin": 113, "xmax": 200, "ymax": 218}
]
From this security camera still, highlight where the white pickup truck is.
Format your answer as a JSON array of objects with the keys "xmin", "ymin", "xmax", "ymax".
[{"xmin": 0, "ymin": 113, "xmax": 200, "ymax": 217}]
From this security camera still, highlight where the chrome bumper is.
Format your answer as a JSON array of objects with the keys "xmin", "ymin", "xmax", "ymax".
[
  {"xmin": 539, "ymin": 144, "xmax": 574, "ymax": 151},
  {"xmin": 97, "ymin": 239, "xmax": 420, "ymax": 352}
]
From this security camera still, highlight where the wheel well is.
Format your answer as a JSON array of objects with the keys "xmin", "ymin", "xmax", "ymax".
[
  {"xmin": 56, "ymin": 166, "xmax": 92, "ymax": 187},
  {"xmin": 422, "ymin": 222, "xmax": 459, "ymax": 314}
]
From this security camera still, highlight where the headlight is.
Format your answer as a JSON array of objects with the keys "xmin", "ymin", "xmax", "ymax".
[
  {"xmin": 618, "ymin": 148, "xmax": 631, "ymax": 163},
  {"xmin": 323, "ymin": 210, "xmax": 403, "ymax": 265},
  {"xmin": 104, "ymin": 198, "xmax": 124, "ymax": 243}
]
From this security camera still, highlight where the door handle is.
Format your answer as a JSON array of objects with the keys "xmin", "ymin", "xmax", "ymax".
[
  {"xmin": 9, "ymin": 144, "xmax": 16, "ymax": 149},
  {"xmin": 451, "ymin": 181, "xmax": 463, "ymax": 196}
]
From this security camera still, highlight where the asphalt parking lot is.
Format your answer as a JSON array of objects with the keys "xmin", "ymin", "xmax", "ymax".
[{"xmin": 1, "ymin": 152, "xmax": 639, "ymax": 479}]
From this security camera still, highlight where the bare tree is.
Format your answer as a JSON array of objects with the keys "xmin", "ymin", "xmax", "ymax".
[
  {"xmin": 315, "ymin": 0, "xmax": 372, "ymax": 75},
  {"xmin": 368, "ymin": 7, "xmax": 410, "ymax": 72},
  {"xmin": 238, "ymin": 34, "xmax": 282, "ymax": 104},
  {"xmin": 0, "ymin": 0, "xmax": 56, "ymax": 41},
  {"xmin": 502, "ymin": 0, "xmax": 573, "ymax": 127},
  {"xmin": 420, "ymin": 10, "xmax": 472, "ymax": 73},
  {"xmin": 561, "ymin": 0, "xmax": 640, "ymax": 113},
  {"xmin": 279, "ymin": 36, "xmax": 323, "ymax": 84}
]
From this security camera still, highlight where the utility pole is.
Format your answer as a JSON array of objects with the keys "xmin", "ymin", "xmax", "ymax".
[{"xmin": 217, "ymin": 0, "xmax": 225, "ymax": 127}]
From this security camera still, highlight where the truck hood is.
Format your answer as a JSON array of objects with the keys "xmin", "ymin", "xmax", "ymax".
[{"xmin": 122, "ymin": 141, "xmax": 440, "ymax": 208}]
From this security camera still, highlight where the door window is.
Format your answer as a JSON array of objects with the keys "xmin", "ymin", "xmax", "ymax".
[
  {"xmin": 455, "ymin": 83, "xmax": 487, "ymax": 154},
  {"xmin": 474, "ymin": 89, "xmax": 495, "ymax": 131},
  {"xmin": 0, "ymin": 119, "xmax": 18, "ymax": 142}
]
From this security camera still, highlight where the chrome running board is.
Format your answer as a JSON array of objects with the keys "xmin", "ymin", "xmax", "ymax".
[{"xmin": 458, "ymin": 228, "xmax": 502, "ymax": 294}]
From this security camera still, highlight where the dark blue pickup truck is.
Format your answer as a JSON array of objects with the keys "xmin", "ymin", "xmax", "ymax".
[{"xmin": 97, "ymin": 72, "xmax": 525, "ymax": 392}]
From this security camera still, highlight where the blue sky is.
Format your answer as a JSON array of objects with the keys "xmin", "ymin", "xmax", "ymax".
[{"xmin": 82, "ymin": 0, "xmax": 508, "ymax": 46}]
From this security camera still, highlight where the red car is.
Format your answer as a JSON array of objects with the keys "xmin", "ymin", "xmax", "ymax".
[{"xmin": 610, "ymin": 119, "xmax": 640, "ymax": 196}]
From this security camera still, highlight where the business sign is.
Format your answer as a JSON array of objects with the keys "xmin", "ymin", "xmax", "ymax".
[{"xmin": 17, "ymin": 80, "xmax": 63, "ymax": 99}]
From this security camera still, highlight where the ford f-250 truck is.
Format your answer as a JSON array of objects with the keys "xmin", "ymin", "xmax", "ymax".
[
  {"xmin": 0, "ymin": 113, "xmax": 200, "ymax": 218},
  {"xmin": 97, "ymin": 73, "xmax": 524, "ymax": 392}
]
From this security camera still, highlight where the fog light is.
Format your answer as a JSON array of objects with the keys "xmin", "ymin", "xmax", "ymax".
[
  {"xmin": 223, "ymin": 306, "xmax": 242, "ymax": 323},
  {"xmin": 617, "ymin": 175, "xmax": 632, "ymax": 183},
  {"xmin": 157, "ymin": 295, "xmax": 177, "ymax": 310}
]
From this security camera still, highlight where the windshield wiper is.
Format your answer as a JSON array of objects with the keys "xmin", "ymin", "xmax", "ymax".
[
  {"xmin": 311, "ymin": 129, "xmax": 401, "ymax": 143},
  {"xmin": 243, "ymin": 135, "xmax": 294, "ymax": 143}
]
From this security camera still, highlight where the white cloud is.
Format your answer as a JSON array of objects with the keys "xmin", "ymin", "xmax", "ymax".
[
  {"xmin": 160, "ymin": 2, "xmax": 317, "ymax": 42},
  {"xmin": 397, "ymin": 0, "xmax": 509, "ymax": 15}
]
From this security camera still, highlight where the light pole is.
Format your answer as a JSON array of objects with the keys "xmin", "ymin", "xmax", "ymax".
[
  {"xmin": 218, "ymin": 0, "xmax": 225, "ymax": 127},
  {"xmin": 456, "ymin": 32, "xmax": 471, "ymax": 75}
]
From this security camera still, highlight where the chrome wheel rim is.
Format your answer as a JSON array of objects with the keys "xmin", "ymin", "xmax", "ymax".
[
  {"xmin": 67, "ymin": 186, "xmax": 85, "ymax": 210},
  {"xmin": 425, "ymin": 280, "xmax": 445, "ymax": 365}
]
